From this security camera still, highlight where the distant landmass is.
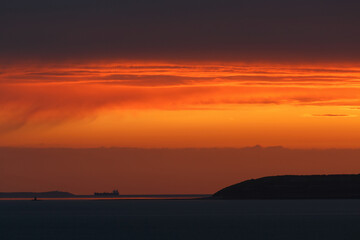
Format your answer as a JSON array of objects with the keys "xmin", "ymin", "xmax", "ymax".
[
  {"xmin": 0, "ymin": 191, "xmax": 75, "ymax": 198},
  {"xmin": 0, "ymin": 191, "xmax": 210, "ymax": 199},
  {"xmin": 212, "ymin": 174, "xmax": 360, "ymax": 199}
]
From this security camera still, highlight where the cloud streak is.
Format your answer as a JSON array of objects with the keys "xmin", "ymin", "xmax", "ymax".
[
  {"xmin": 312, "ymin": 114, "xmax": 351, "ymax": 117},
  {"xmin": 1, "ymin": 63, "xmax": 360, "ymax": 132},
  {"xmin": 3, "ymin": 63, "xmax": 360, "ymax": 86}
]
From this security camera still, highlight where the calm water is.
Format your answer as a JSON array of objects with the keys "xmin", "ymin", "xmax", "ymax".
[{"xmin": 1, "ymin": 199, "xmax": 360, "ymax": 240}]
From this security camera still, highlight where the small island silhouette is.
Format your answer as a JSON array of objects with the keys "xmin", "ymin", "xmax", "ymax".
[{"xmin": 212, "ymin": 174, "xmax": 360, "ymax": 199}]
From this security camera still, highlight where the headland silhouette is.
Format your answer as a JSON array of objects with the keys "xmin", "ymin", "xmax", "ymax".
[{"xmin": 212, "ymin": 174, "xmax": 360, "ymax": 199}]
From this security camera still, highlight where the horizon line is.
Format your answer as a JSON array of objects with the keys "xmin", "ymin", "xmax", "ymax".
[{"xmin": 3, "ymin": 145, "xmax": 360, "ymax": 150}]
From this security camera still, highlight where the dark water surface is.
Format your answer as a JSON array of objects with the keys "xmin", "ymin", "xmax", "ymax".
[{"xmin": 1, "ymin": 199, "xmax": 360, "ymax": 239}]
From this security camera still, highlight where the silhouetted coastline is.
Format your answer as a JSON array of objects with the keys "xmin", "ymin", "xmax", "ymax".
[
  {"xmin": 212, "ymin": 174, "xmax": 360, "ymax": 199},
  {"xmin": 6, "ymin": 174, "xmax": 360, "ymax": 200}
]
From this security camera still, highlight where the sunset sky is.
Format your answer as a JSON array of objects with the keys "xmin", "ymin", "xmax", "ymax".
[
  {"xmin": 1, "ymin": 0, "xmax": 360, "ymax": 194},
  {"xmin": 2, "ymin": 62, "xmax": 360, "ymax": 148}
]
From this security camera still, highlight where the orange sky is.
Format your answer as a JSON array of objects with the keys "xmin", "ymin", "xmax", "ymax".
[
  {"xmin": 3, "ymin": 1, "xmax": 360, "ymax": 195},
  {"xmin": 2, "ymin": 147, "xmax": 360, "ymax": 194},
  {"xmin": 1, "ymin": 61, "xmax": 360, "ymax": 148}
]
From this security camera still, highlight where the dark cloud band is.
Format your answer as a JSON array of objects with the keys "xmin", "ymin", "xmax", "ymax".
[{"xmin": 2, "ymin": 0, "xmax": 360, "ymax": 63}]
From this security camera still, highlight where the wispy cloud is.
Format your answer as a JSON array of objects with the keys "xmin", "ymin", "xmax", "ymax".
[
  {"xmin": 2, "ymin": 63, "xmax": 360, "ymax": 87},
  {"xmin": 1, "ymin": 63, "xmax": 360, "ymax": 134},
  {"xmin": 312, "ymin": 114, "xmax": 351, "ymax": 117}
]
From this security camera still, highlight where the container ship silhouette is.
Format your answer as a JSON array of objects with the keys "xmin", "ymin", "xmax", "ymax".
[{"xmin": 94, "ymin": 190, "xmax": 119, "ymax": 196}]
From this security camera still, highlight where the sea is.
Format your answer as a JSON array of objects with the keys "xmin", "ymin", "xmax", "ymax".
[{"xmin": 1, "ymin": 199, "xmax": 360, "ymax": 239}]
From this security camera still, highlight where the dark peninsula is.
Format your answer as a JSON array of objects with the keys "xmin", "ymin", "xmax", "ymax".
[{"xmin": 213, "ymin": 174, "xmax": 360, "ymax": 199}]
